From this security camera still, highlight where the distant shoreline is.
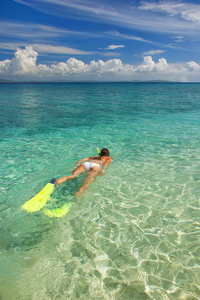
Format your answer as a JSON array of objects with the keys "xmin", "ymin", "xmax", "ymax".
[{"xmin": 1, "ymin": 80, "xmax": 200, "ymax": 84}]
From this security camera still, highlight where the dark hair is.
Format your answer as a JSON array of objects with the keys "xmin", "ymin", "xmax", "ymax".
[{"xmin": 100, "ymin": 148, "xmax": 110, "ymax": 156}]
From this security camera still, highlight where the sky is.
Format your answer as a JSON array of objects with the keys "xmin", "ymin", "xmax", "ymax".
[{"xmin": 1, "ymin": 0, "xmax": 200, "ymax": 81}]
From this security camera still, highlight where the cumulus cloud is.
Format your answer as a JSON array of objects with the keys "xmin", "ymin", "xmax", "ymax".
[
  {"xmin": 142, "ymin": 50, "xmax": 165, "ymax": 56},
  {"xmin": 1, "ymin": 46, "xmax": 200, "ymax": 81},
  {"xmin": 0, "ymin": 47, "xmax": 38, "ymax": 75},
  {"xmin": 0, "ymin": 59, "xmax": 11, "ymax": 74},
  {"xmin": 187, "ymin": 61, "xmax": 200, "ymax": 71}
]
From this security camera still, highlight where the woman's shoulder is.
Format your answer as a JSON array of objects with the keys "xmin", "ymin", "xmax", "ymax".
[{"xmin": 103, "ymin": 156, "xmax": 113, "ymax": 162}]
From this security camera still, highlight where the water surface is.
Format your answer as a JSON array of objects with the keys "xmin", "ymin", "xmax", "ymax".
[{"xmin": 1, "ymin": 83, "xmax": 200, "ymax": 299}]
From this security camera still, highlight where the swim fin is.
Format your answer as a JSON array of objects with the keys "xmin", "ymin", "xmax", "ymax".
[
  {"xmin": 22, "ymin": 178, "xmax": 57, "ymax": 213},
  {"xmin": 43, "ymin": 201, "xmax": 75, "ymax": 218}
]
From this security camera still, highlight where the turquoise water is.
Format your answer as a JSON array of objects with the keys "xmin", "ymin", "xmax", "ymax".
[{"xmin": 1, "ymin": 82, "xmax": 200, "ymax": 299}]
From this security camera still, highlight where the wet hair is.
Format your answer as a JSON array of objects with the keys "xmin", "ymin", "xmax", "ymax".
[{"xmin": 100, "ymin": 148, "xmax": 110, "ymax": 157}]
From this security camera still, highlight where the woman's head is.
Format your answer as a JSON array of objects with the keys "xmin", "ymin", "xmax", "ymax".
[{"xmin": 100, "ymin": 148, "xmax": 110, "ymax": 156}]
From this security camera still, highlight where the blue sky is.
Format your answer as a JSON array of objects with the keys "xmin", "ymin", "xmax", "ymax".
[{"xmin": 1, "ymin": 0, "xmax": 200, "ymax": 81}]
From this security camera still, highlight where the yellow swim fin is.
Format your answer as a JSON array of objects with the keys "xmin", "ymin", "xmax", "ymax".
[
  {"xmin": 22, "ymin": 178, "xmax": 57, "ymax": 213},
  {"xmin": 43, "ymin": 202, "xmax": 75, "ymax": 218}
]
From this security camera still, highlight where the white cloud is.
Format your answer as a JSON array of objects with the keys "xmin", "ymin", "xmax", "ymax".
[
  {"xmin": 139, "ymin": 2, "xmax": 184, "ymax": 15},
  {"xmin": 142, "ymin": 50, "xmax": 165, "ymax": 56},
  {"xmin": 0, "ymin": 59, "xmax": 11, "ymax": 74},
  {"xmin": 187, "ymin": 61, "xmax": 200, "ymax": 71},
  {"xmin": 13, "ymin": 0, "xmax": 200, "ymax": 37},
  {"xmin": 105, "ymin": 45, "xmax": 125, "ymax": 50},
  {"xmin": 135, "ymin": 56, "xmax": 169, "ymax": 73},
  {"xmin": 1, "ymin": 46, "xmax": 200, "ymax": 82},
  {"xmin": 32, "ymin": 44, "xmax": 94, "ymax": 55},
  {"xmin": 101, "ymin": 52, "xmax": 121, "ymax": 57},
  {"xmin": 0, "ymin": 21, "xmax": 99, "ymax": 43},
  {"xmin": 106, "ymin": 31, "xmax": 156, "ymax": 44},
  {"xmin": 139, "ymin": 1, "xmax": 200, "ymax": 25},
  {"xmin": 136, "ymin": 56, "xmax": 155, "ymax": 72},
  {"xmin": 10, "ymin": 47, "xmax": 38, "ymax": 75},
  {"xmin": 173, "ymin": 36, "xmax": 184, "ymax": 43},
  {"xmin": 0, "ymin": 43, "xmax": 95, "ymax": 56},
  {"xmin": 0, "ymin": 21, "xmax": 70, "ymax": 39}
]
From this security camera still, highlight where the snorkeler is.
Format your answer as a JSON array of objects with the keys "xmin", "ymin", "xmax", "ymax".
[{"xmin": 57, "ymin": 148, "xmax": 113, "ymax": 198}]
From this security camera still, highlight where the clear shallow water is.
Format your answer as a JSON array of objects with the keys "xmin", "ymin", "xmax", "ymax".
[{"xmin": 1, "ymin": 82, "xmax": 200, "ymax": 299}]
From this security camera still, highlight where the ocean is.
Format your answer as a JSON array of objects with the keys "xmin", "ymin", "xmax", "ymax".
[{"xmin": 1, "ymin": 82, "xmax": 200, "ymax": 299}]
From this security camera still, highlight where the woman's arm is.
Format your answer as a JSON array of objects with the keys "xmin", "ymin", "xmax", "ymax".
[
  {"xmin": 101, "ymin": 157, "xmax": 113, "ymax": 175},
  {"xmin": 71, "ymin": 157, "xmax": 89, "ymax": 172}
]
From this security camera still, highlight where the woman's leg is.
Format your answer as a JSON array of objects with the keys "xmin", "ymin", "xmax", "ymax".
[
  {"xmin": 57, "ymin": 164, "xmax": 86, "ymax": 186},
  {"xmin": 75, "ymin": 167, "xmax": 101, "ymax": 198}
]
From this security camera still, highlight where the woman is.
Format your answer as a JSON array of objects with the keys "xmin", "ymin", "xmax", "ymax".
[{"xmin": 57, "ymin": 148, "xmax": 113, "ymax": 198}]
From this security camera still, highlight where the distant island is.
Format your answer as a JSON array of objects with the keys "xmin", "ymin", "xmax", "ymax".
[{"xmin": 0, "ymin": 78, "xmax": 178, "ymax": 84}]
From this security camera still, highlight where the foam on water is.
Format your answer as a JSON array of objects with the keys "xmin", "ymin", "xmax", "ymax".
[{"xmin": 1, "ymin": 83, "xmax": 200, "ymax": 299}]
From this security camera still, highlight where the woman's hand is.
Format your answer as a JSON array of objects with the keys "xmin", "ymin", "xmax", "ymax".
[{"xmin": 101, "ymin": 169, "xmax": 106, "ymax": 176}]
